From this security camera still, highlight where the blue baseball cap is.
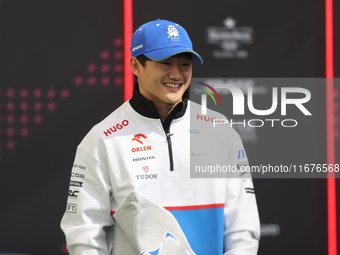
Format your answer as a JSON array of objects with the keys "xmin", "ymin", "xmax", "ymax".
[{"xmin": 131, "ymin": 19, "xmax": 203, "ymax": 64}]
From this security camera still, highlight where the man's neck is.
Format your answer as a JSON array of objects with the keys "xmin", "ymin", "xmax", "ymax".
[{"xmin": 154, "ymin": 101, "xmax": 181, "ymax": 122}]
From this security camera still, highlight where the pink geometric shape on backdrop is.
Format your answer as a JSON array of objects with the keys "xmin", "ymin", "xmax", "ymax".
[
  {"xmin": 114, "ymin": 64, "xmax": 123, "ymax": 72},
  {"xmin": 7, "ymin": 115, "xmax": 15, "ymax": 124},
  {"xmin": 61, "ymin": 89, "xmax": 70, "ymax": 99},
  {"xmin": 7, "ymin": 128, "xmax": 14, "ymax": 137},
  {"xmin": 113, "ymin": 37, "xmax": 123, "ymax": 46},
  {"xmin": 48, "ymin": 102, "xmax": 56, "ymax": 112},
  {"xmin": 101, "ymin": 50, "xmax": 110, "ymax": 60},
  {"xmin": 48, "ymin": 89, "xmax": 56, "ymax": 98},
  {"xmin": 7, "ymin": 102, "xmax": 14, "ymax": 111},
  {"xmin": 21, "ymin": 102, "xmax": 28, "ymax": 111},
  {"xmin": 101, "ymin": 77, "xmax": 110, "ymax": 86},
  {"xmin": 21, "ymin": 128, "xmax": 28, "ymax": 137},
  {"xmin": 34, "ymin": 89, "xmax": 42, "ymax": 98},
  {"xmin": 88, "ymin": 77, "xmax": 96, "ymax": 86},
  {"xmin": 115, "ymin": 77, "xmax": 123, "ymax": 86},
  {"xmin": 6, "ymin": 88, "xmax": 14, "ymax": 97},
  {"xmin": 7, "ymin": 140, "xmax": 15, "ymax": 150},
  {"xmin": 101, "ymin": 64, "xmax": 110, "ymax": 72},
  {"xmin": 34, "ymin": 115, "xmax": 42, "ymax": 124},
  {"xmin": 1, "ymin": 36, "xmax": 124, "ymax": 162},
  {"xmin": 34, "ymin": 102, "xmax": 42, "ymax": 111},
  {"xmin": 114, "ymin": 51, "xmax": 123, "ymax": 59},
  {"xmin": 20, "ymin": 88, "xmax": 28, "ymax": 98},
  {"xmin": 61, "ymin": 244, "xmax": 68, "ymax": 254},
  {"xmin": 87, "ymin": 63, "xmax": 96, "ymax": 72},
  {"xmin": 74, "ymin": 76, "xmax": 83, "ymax": 86},
  {"xmin": 21, "ymin": 115, "xmax": 28, "ymax": 124}
]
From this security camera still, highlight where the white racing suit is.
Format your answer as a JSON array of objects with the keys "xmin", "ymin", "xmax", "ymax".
[{"xmin": 61, "ymin": 84, "xmax": 260, "ymax": 255}]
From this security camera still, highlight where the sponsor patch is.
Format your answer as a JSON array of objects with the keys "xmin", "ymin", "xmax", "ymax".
[
  {"xmin": 70, "ymin": 181, "xmax": 83, "ymax": 187},
  {"xmin": 165, "ymin": 24, "xmax": 181, "ymax": 42},
  {"xmin": 237, "ymin": 161, "xmax": 249, "ymax": 170},
  {"xmin": 245, "ymin": 188, "xmax": 255, "ymax": 194},
  {"xmin": 66, "ymin": 203, "xmax": 77, "ymax": 214}
]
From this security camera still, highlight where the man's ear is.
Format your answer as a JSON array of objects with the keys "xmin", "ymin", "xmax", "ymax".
[{"xmin": 130, "ymin": 57, "xmax": 141, "ymax": 77}]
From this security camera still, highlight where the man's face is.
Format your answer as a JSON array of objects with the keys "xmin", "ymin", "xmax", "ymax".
[{"xmin": 135, "ymin": 55, "xmax": 192, "ymax": 109}]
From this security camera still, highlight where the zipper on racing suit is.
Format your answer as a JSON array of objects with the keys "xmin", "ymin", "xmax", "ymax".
[
  {"xmin": 158, "ymin": 104, "xmax": 180, "ymax": 172},
  {"xmin": 129, "ymin": 85, "xmax": 186, "ymax": 173},
  {"xmin": 165, "ymin": 129, "xmax": 174, "ymax": 171}
]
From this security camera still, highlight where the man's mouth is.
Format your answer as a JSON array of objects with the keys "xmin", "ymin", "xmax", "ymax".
[{"xmin": 163, "ymin": 83, "xmax": 181, "ymax": 88}]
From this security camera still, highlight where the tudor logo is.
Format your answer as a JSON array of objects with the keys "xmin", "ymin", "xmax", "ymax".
[
  {"xmin": 132, "ymin": 133, "xmax": 147, "ymax": 145},
  {"xmin": 143, "ymin": 166, "xmax": 149, "ymax": 173}
]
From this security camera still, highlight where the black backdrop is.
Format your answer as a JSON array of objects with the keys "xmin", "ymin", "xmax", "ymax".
[{"xmin": 0, "ymin": 0, "xmax": 339, "ymax": 254}]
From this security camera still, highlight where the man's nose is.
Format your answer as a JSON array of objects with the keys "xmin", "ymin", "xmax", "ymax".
[{"xmin": 168, "ymin": 64, "xmax": 182, "ymax": 80}]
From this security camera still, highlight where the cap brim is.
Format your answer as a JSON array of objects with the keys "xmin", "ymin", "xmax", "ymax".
[{"xmin": 144, "ymin": 47, "xmax": 203, "ymax": 64}]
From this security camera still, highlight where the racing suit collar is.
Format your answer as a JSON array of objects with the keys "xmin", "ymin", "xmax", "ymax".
[{"xmin": 129, "ymin": 83, "xmax": 188, "ymax": 129}]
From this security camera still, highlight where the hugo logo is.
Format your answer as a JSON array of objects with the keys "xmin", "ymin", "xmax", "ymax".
[
  {"xmin": 132, "ymin": 133, "xmax": 147, "ymax": 144},
  {"xmin": 103, "ymin": 120, "xmax": 129, "ymax": 137}
]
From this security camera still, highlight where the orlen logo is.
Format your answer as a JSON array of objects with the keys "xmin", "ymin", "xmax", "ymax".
[
  {"xmin": 196, "ymin": 82, "xmax": 222, "ymax": 115},
  {"xmin": 132, "ymin": 133, "xmax": 147, "ymax": 144},
  {"xmin": 103, "ymin": 120, "xmax": 129, "ymax": 137},
  {"xmin": 131, "ymin": 133, "xmax": 152, "ymax": 153}
]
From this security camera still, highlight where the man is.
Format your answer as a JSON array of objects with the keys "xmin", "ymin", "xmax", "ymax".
[{"xmin": 61, "ymin": 19, "xmax": 260, "ymax": 255}]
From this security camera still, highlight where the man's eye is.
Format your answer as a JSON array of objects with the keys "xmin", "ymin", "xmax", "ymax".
[{"xmin": 161, "ymin": 62, "xmax": 170, "ymax": 65}]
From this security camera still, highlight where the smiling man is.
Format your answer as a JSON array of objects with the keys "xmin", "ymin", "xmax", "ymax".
[
  {"xmin": 130, "ymin": 53, "xmax": 192, "ymax": 121},
  {"xmin": 61, "ymin": 19, "xmax": 260, "ymax": 255}
]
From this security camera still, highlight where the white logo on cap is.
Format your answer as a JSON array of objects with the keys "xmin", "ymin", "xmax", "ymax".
[
  {"xmin": 167, "ymin": 25, "xmax": 180, "ymax": 38},
  {"xmin": 132, "ymin": 44, "xmax": 143, "ymax": 52}
]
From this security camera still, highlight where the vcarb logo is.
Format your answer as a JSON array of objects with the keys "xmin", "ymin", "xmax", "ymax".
[
  {"xmin": 68, "ymin": 190, "xmax": 79, "ymax": 198},
  {"xmin": 132, "ymin": 156, "xmax": 155, "ymax": 162},
  {"xmin": 132, "ymin": 133, "xmax": 147, "ymax": 144},
  {"xmin": 166, "ymin": 25, "xmax": 180, "ymax": 40},
  {"xmin": 197, "ymin": 83, "xmax": 312, "ymax": 128},
  {"xmin": 103, "ymin": 120, "xmax": 129, "ymax": 137}
]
